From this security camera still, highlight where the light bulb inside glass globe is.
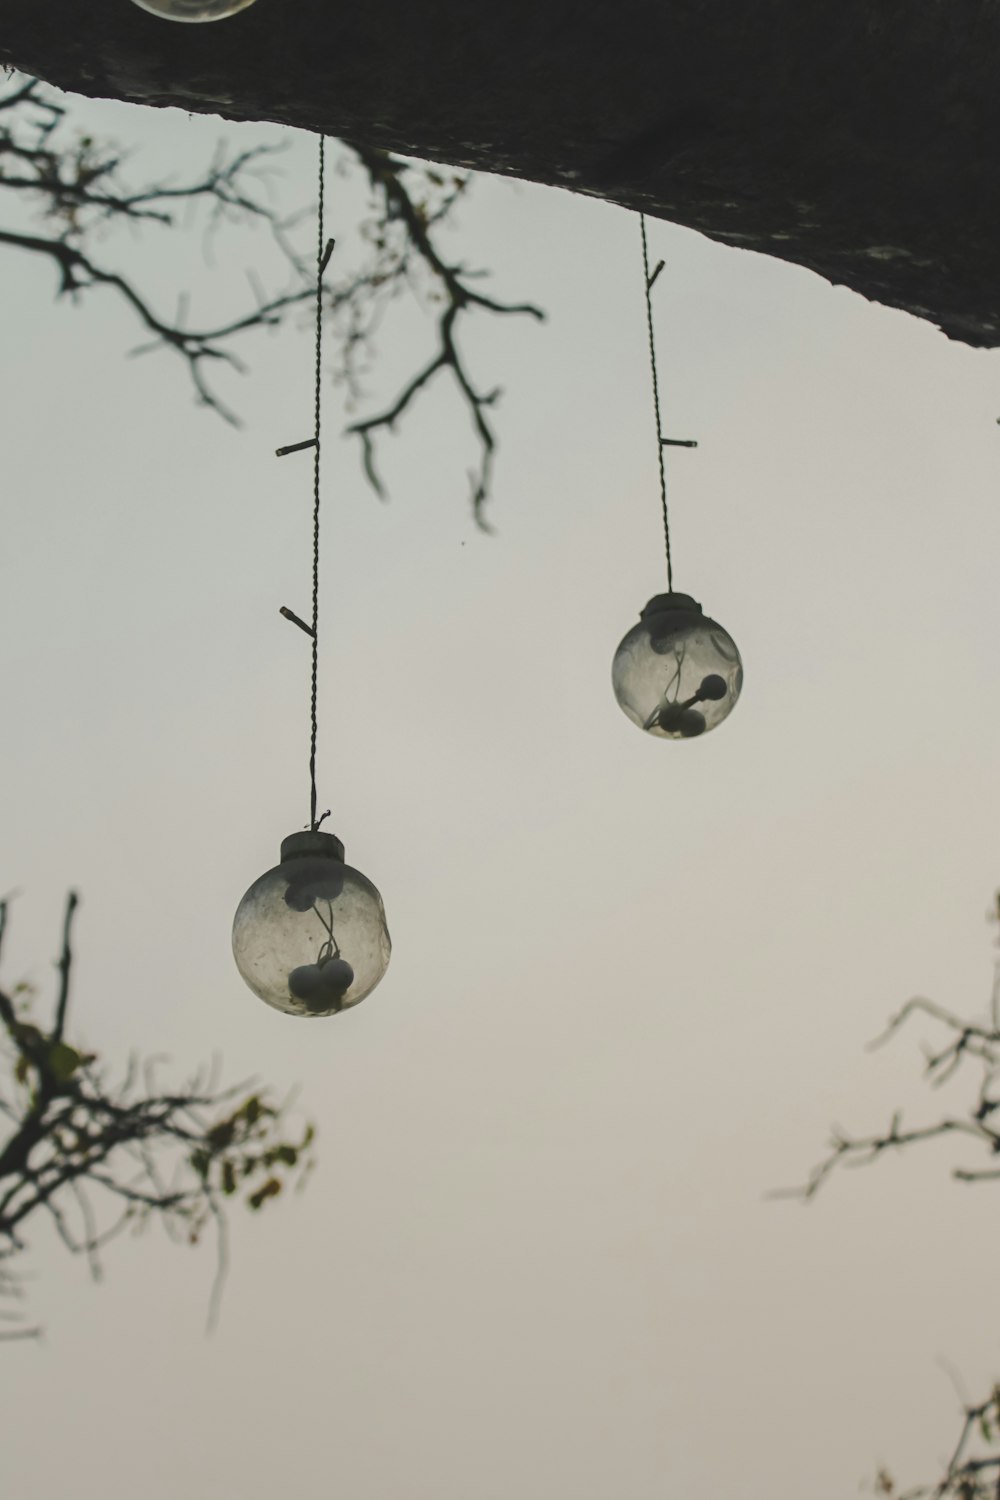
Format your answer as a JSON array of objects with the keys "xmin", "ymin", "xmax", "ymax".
[
  {"xmin": 612, "ymin": 592, "xmax": 743, "ymax": 738},
  {"xmin": 130, "ymin": 0, "xmax": 258, "ymax": 21},
  {"xmin": 232, "ymin": 831, "xmax": 390, "ymax": 1017}
]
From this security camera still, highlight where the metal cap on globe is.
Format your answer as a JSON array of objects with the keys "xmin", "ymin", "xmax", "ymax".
[
  {"xmin": 130, "ymin": 0, "xmax": 258, "ymax": 21},
  {"xmin": 232, "ymin": 831, "xmax": 391, "ymax": 1017},
  {"xmin": 612, "ymin": 592, "xmax": 743, "ymax": 738}
]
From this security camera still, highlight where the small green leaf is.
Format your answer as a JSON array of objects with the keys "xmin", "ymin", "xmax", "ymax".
[
  {"xmin": 243, "ymin": 1095, "xmax": 261, "ymax": 1126},
  {"xmin": 45, "ymin": 1041, "xmax": 84, "ymax": 1082},
  {"xmin": 247, "ymin": 1178, "xmax": 282, "ymax": 1211},
  {"xmin": 207, "ymin": 1119, "xmax": 235, "ymax": 1151}
]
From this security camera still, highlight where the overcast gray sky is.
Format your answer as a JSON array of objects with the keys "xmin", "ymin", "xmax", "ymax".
[{"xmin": 2, "ymin": 77, "xmax": 1000, "ymax": 1500}]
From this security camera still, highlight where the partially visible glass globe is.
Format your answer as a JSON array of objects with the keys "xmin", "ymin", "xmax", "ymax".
[
  {"xmin": 612, "ymin": 592, "xmax": 743, "ymax": 738},
  {"xmin": 130, "ymin": 0, "xmax": 258, "ymax": 21},
  {"xmin": 233, "ymin": 831, "xmax": 391, "ymax": 1017}
]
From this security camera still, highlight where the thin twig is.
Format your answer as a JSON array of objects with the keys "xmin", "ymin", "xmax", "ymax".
[
  {"xmin": 0, "ymin": 896, "xmax": 316, "ymax": 1336},
  {"xmin": 343, "ymin": 141, "xmax": 544, "ymax": 525}
]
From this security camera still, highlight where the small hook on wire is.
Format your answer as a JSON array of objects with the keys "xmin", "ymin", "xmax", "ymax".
[
  {"xmin": 646, "ymin": 259, "xmax": 665, "ymax": 293},
  {"xmin": 661, "ymin": 438, "xmax": 698, "ymax": 448}
]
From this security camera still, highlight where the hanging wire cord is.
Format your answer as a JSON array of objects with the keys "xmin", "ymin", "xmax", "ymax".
[
  {"xmin": 640, "ymin": 212, "xmax": 674, "ymax": 591},
  {"xmin": 308, "ymin": 138, "xmax": 327, "ymax": 833},
  {"xmin": 277, "ymin": 136, "xmax": 335, "ymax": 832}
]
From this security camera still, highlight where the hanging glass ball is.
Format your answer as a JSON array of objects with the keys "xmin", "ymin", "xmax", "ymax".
[
  {"xmin": 130, "ymin": 0, "xmax": 258, "ymax": 21},
  {"xmin": 612, "ymin": 592, "xmax": 743, "ymax": 738},
  {"xmin": 232, "ymin": 831, "xmax": 390, "ymax": 1017}
]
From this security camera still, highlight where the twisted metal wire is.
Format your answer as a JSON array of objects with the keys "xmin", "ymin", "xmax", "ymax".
[
  {"xmin": 640, "ymin": 213, "xmax": 673, "ymax": 591},
  {"xmin": 308, "ymin": 137, "xmax": 325, "ymax": 831}
]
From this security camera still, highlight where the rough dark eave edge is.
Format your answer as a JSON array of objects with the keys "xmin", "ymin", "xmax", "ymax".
[{"xmin": 2, "ymin": 0, "xmax": 999, "ymax": 348}]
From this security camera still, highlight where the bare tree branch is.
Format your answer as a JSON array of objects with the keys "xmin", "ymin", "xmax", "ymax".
[
  {"xmin": 874, "ymin": 1384, "xmax": 1000, "ymax": 1498},
  {"xmin": 0, "ymin": 74, "xmax": 544, "ymax": 515},
  {"xmin": 341, "ymin": 142, "xmax": 544, "ymax": 526},
  {"xmin": 0, "ymin": 892, "xmax": 316, "ymax": 1337},
  {"xmin": 788, "ymin": 898, "xmax": 1000, "ymax": 1498}
]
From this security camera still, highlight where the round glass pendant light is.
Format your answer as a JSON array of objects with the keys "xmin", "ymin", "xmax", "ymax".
[
  {"xmin": 130, "ymin": 0, "xmax": 257, "ymax": 21},
  {"xmin": 233, "ymin": 832, "xmax": 391, "ymax": 1017},
  {"xmin": 232, "ymin": 145, "xmax": 391, "ymax": 1019},
  {"xmin": 615, "ymin": 216, "xmax": 744, "ymax": 740},
  {"xmin": 612, "ymin": 592, "xmax": 742, "ymax": 738}
]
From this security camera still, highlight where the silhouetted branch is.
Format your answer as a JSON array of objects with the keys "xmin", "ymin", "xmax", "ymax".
[
  {"xmin": 783, "ymin": 960, "xmax": 1000, "ymax": 1205},
  {"xmin": 790, "ymin": 898, "xmax": 1000, "ymax": 1497},
  {"xmin": 51, "ymin": 889, "xmax": 77, "ymax": 1044},
  {"xmin": 1, "ymin": 75, "xmax": 544, "ymax": 515},
  {"xmin": 343, "ymin": 142, "xmax": 545, "ymax": 526},
  {"xmin": 0, "ymin": 893, "xmax": 316, "ymax": 1336},
  {"xmin": 875, "ymin": 1384, "xmax": 1000, "ymax": 1498},
  {"xmin": 780, "ymin": 1112, "xmax": 999, "ymax": 1204},
  {"xmin": 0, "ymin": 76, "xmax": 316, "ymax": 424}
]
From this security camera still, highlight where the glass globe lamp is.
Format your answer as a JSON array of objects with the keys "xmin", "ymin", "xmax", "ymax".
[
  {"xmin": 233, "ymin": 831, "xmax": 390, "ymax": 1017},
  {"xmin": 612, "ymin": 592, "xmax": 743, "ymax": 738},
  {"xmin": 130, "ymin": 0, "xmax": 258, "ymax": 21}
]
